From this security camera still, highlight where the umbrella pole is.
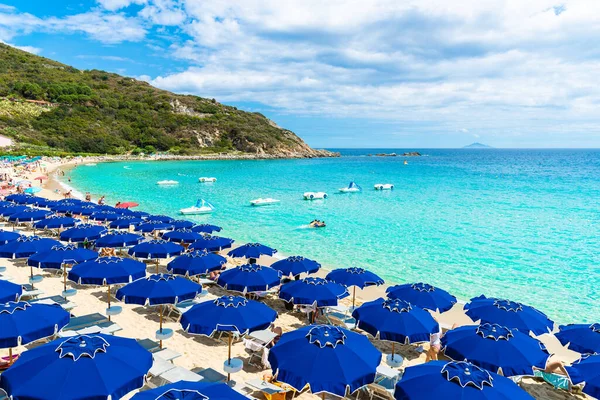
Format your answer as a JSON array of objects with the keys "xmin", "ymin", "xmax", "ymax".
[
  {"xmin": 159, "ymin": 305, "xmax": 164, "ymax": 349},
  {"xmin": 107, "ymin": 285, "xmax": 111, "ymax": 322},
  {"xmin": 8, "ymin": 348, "xmax": 13, "ymax": 366},
  {"xmin": 29, "ymin": 265, "xmax": 35, "ymax": 290},
  {"xmin": 63, "ymin": 263, "xmax": 67, "ymax": 296},
  {"xmin": 392, "ymin": 342, "xmax": 395, "ymax": 359},
  {"xmin": 156, "ymin": 259, "xmax": 159, "ymax": 274},
  {"xmin": 352, "ymin": 286, "xmax": 356, "ymax": 309},
  {"xmin": 227, "ymin": 331, "xmax": 232, "ymax": 382}
]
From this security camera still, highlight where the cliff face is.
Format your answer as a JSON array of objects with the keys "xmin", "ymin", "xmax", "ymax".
[{"xmin": 0, "ymin": 44, "xmax": 336, "ymax": 158}]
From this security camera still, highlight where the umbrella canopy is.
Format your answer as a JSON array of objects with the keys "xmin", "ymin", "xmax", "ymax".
[
  {"xmin": 465, "ymin": 295, "xmax": 554, "ymax": 335},
  {"xmin": 60, "ymin": 224, "xmax": 107, "ymax": 243},
  {"xmin": 28, "ymin": 244, "xmax": 98, "ymax": 270},
  {"xmin": 170, "ymin": 220, "xmax": 195, "ymax": 229},
  {"xmin": 0, "ymin": 334, "xmax": 152, "ymax": 400},
  {"xmin": 188, "ymin": 235, "xmax": 234, "ymax": 252},
  {"xmin": 279, "ymin": 277, "xmax": 348, "ymax": 307},
  {"xmin": 128, "ymin": 210, "xmax": 150, "ymax": 218},
  {"xmin": 0, "ymin": 279, "xmax": 22, "ymax": 303},
  {"xmin": 135, "ymin": 220, "xmax": 175, "ymax": 233},
  {"xmin": 147, "ymin": 215, "xmax": 175, "ymax": 223},
  {"xmin": 386, "ymin": 282, "xmax": 457, "ymax": 313},
  {"xmin": 271, "ymin": 256, "xmax": 321, "ymax": 277},
  {"xmin": 32, "ymin": 198, "xmax": 56, "ymax": 208},
  {"xmin": 0, "ymin": 204, "xmax": 28, "ymax": 217},
  {"xmin": 68, "ymin": 256, "xmax": 147, "ymax": 285},
  {"xmin": 89, "ymin": 210, "xmax": 121, "ymax": 222},
  {"xmin": 228, "ymin": 242, "xmax": 277, "ymax": 259},
  {"xmin": 326, "ymin": 267, "xmax": 384, "ymax": 289},
  {"xmin": 441, "ymin": 323, "xmax": 550, "ymax": 377},
  {"xmin": 181, "ymin": 295, "xmax": 277, "ymax": 336},
  {"xmin": 167, "ymin": 250, "xmax": 226, "ymax": 277},
  {"xmin": 33, "ymin": 215, "xmax": 79, "ymax": 230},
  {"xmin": 116, "ymin": 274, "xmax": 201, "ymax": 305},
  {"xmin": 567, "ymin": 354, "xmax": 600, "ymax": 399},
  {"xmin": 217, "ymin": 264, "xmax": 281, "ymax": 293},
  {"xmin": 131, "ymin": 381, "xmax": 247, "ymax": 400},
  {"xmin": 74, "ymin": 204, "xmax": 101, "ymax": 216},
  {"xmin": 394, "ymin": 360, "xmax": 534, "ymax": 400},
  {"xmin": 95, "ymin": 232, "xmax": 144, "ymax": 248},
  {"xmin": 555, "ymin": 323, "xmax": 600, "ymax": 355},
  {"xmin": 8, "ymin": 208, "xmax": 53, "ymax": 223},
  {"xmin": 0, "ymin": 301, "xmax": 70, "ymax": 348},
  {"xmin": 0, "ymin": 229, "xmax": 21, "ymax": 245},
  {"xmin": 352, "ymin": 298, "xmax": 439, "ymax": 344},
  {"xmin": 163, "ymin": 228, "xmax": 204, "ymax": 244},
  {"xmin": 51, "ymin": 201, "xmax": 86, "ymax": 214},
  {"xmin": 23, "ymin": 187, "xmax": 41, "ymax": 194},
  {"xmin": 191, "ymin": 223, "xmax": 222, "ymax": 234},
  {"xmin": 0, "ymin": 235, "xmax": 61, "ymax": 259},
  {"xmin": 115, "ymin": 202, "xmax": 139, "ymax": 209},
  {"xmin": 268, "ymin": 325, "xmax": 382, "ymax": 397},
  {"xmin": 5, "ymin": 194, "xmax": 32, "ymax": 204},
  {"xmin": 128, "ymin": 239, "xmax": 184, "ymax": 259},
  {"xmin": 18, "ymin": 196, "xmax": 45, "ymax": 206},
  {"xmin": 109, "ymin": 216, "xmax": 144, "ymax": 229}
]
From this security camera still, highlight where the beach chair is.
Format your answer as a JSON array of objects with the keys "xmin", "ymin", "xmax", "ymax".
[
  {"xmin": 533, "ymin": 370, "xmax": 572, "ymax": 391},
  {"xmin": 324, "ymin": 310, "xmax": 356, "ymax": 329},
  {"xmin": 192, "ymin": 367, "xmax": 227, "ymax": 383},
  {"xmin": 362, "ymin": 383, "xmax": 395, "ymax": 400},
  {"xmin": 62, "ymin": 313, "xmax": 108, "ymax": 331},
  {"xmin": 20, "ymin": 284, "xmax": 44, "ymax": 299},
  {"xmin": 137, "ymin": 338, "xmax": 161, "ymax": 353}
]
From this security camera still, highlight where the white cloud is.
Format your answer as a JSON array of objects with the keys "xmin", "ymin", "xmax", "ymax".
[{"xmin": 96, "ymin": 0, "xmax": 147, "ymax": 11}]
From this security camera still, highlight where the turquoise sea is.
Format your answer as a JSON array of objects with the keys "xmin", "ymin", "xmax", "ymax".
[{"xmin": 66, "ymin": 149, "xmax": 600, "ymax": 324}]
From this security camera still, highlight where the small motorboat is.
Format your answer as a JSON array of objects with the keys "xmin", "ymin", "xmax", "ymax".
[
  {"xmin": 250, "ymin": 198, "xmax": 280, "ymax": 206},
  {"xmin": 304, "ymin": 192, "xmax": 328, "ymax": 200},
  {"xmin": 157, "ymin": 180, "xmax": 179, "ymax": 185},
  {"xmin": 309, "ymin": 220, "xmax": 326, "ymax": 228},
  {"xmin": 199, "ymin": 177, "xmax": 217, "ymax": 183},
  {"xmin": 180, "ymin": 199, "xmax": 215, "ymax": 215},
  {"xmin": 374, "ymin": 184, "xmax": 394, "ymax": 190},
  {"xmin": 339, "ymin": 182, "xmax": 362, "ymax": 193}
]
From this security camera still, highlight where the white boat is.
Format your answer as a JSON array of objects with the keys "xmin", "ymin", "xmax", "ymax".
[
  {"xmin": 180, "ymin": 199, "xmax": 215, "ymax": 215},
  {"xmin": 157, "ymin": 180, "xmax": 179, "ymax": 185},
  {"xmin": 250, "ymin": 198, "xmax": 280, "ymax": 206},
  {"xmin": 199, "ymin": 177, "xmax": 217, "ymax": 183},
  {"xmin": 339, "ymin": 182, "xmax": 362, "ymax": 193},
  {"xmin": 304, "ymin": 192, "xmax": 328, "ymax": 200},
  {"xmin": 374, "ymin": 183, "xmax": 394, "ymax": 190},
  {"xmin": 84, "ymin": 163, "xmax": 97, "ymax": 166}
]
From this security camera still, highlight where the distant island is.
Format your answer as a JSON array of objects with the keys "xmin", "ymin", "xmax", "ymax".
[{"xmin": 463, "ymin": 142, "xmax": 493, "ymax": 149}]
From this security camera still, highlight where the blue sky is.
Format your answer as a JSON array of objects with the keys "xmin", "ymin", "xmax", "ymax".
[{"xmin": 1, "ymin": 1, "xmax": 600, "ymax": 148}]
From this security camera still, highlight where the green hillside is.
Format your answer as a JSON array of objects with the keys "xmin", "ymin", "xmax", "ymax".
[{"xmin": 0, "ymin": 44, "xmax": 328, "ymax": 157}]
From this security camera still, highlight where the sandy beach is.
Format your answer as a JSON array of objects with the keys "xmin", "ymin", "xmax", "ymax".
[{"xmin": 0, "ymin": 157, "xmax": 588, "ymax": 400}]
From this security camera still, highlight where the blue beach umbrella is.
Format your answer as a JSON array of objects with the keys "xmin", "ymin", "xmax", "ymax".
[
  {"xmin": 18, "ymin": 195, "xmax": 44, "ymax": 205},
  {"xmin": 60, "ymin": 223, "xmax": 107, "ymax": 243},
  {"xmin": 5, "ymin": 194, "xmax": 32, "ymax": 204},
  {"xmin": 0, "ymin": 235, "xmax": 61, "ymax": 259},
  {"xmin": 167, "ymin": 250, "xmax": 226, "ymax": 277},
  {"xmin": 386, "ymin": 282, "xmax": 457, "ymax": 313},
  {"xmin": 170, "ymin": 219, "xmax": 195, "ymax": 229},
  {"xmin": 0, "ymin": 229, "xmax": 21, "ymax": 245},
  {"xmin": 465, "ymin": 295, "xmax": 554, "ymax": 335},
  {"xmin": 555, "ymin": 323, "xmax": 600, "ymax": 355},
  {"xmin": 55, "ymin": 198, "xmax": 85, "ymax": 205},
  {"xmin": 191, "ymin": 223, "xmax": 222, "ymax": 234},
  {"xmin": 147, "ymin": 215, "xmax": 175, "ymax": 223},
  {"xmin": 181, "ymin": 295, "xmax": 277, "ymax": 380},
  {"xmin": 271, "ymin": 256, "xmax": 321, "ymax": 277},
  {"xmin": 0, "ymin": 301, "xmax": 70, "ymax": 365},
  {"xmin": 567, "ymin": 354, "xmax": 600, "ymax": 399},
  {"xmin": 228, "ymin": 242, "xmax": 277, "ymax": 260},
  {"xmin": 441, "ymin": 323, "xmax": 550, "ymax": 377},
  {"xmin": 89, "ymin": 210, "xmax": 120, "ymax": 222},
  {"xmin": 0, "ymin": 201, "xmax": 12, "ymax": 207},
  {"xmin": 268, "ymin": 325, "xmax": 382, "ymax": 397},
  {"xmin": 8, "ymin": 208, "xmax": 53, "ymax": 223},
  {"xmin": 188, "ymin": 235, "xmax": 234, "ymax": 252},
  {"xmin": 131, "ymin": 381, "xmax": 247, "ymax": 400},
  {"xmin": 33, "ymin": 215, "xmax": 79, "ymax": 230},
  {"xmin": 326, "ymin": 267, "xmax": 384, "ymax": 308},
  {"xmin": 109, "ymin": 216, "xmax": 144, "ymax": 229},
  {"xmin": 217, "ymin": 264, "xmax": 281, "ymax": 293},
  {"xmin": 73, "ymin": 204, "xmax": 101, "ymax": 216},
  {"xmin": 279, "ymin": 277, "xmax": 348, "ymax": 307},
  {"xmin": 129, "ymin": 239, "xmax": 184, "ymax": 273},
  {"xmin": 28, "ymin": 244, "xmax": 98, "ymax": 270},
  {"xmin": 394, "ymin": 360, "xmax": 534, "ymax": 400},
  {"xmin": 116, "ymin": 274, "xmax": 201, "ymax": 348},
  {"xmin": 0, "ymin": 334, "xmax": 152, "ymax": 400},
  {"xmin": 135, "ymin": 220, "xmax": 175, "ymax": 233},
  {"xmin": 95, "ymin": 231, "xmax": 144, "ymax": 248},
  {"xmin": 0, "ymin": 279, "xmax": 22, "ymax": 303},
  {"xmin": 163, "ymin": 228, "xmax": 204, "ymax": 244},
  {"xmin": 23, "ymin": 187, "xmax": 41, "ymax": 194},
  {"xmin": 0, "ymin": 204, "xmax": 28, "ymax": 217},
  {"xmin": 128, "ymin": 210, "xmax": 150, "ymax": 219}
]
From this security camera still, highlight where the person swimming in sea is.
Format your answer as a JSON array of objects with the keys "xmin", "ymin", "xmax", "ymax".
[{"xmin": 309, "ymin": 220, "xmax": 326, "ymax": 228}]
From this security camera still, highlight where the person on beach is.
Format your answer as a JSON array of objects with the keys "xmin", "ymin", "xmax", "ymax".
[
  {"xmin": 85, "ymin": 192, "xmax": 91, "ymax": 201},
  {"xmin": 98, "ymin": 196, "xmax": 105, "ymax": 205}
]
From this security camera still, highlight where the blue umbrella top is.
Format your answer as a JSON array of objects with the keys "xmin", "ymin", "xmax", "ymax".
[
  {"xmin": 0, "ymin": 301, "xmax": 70, "ymax": 348},
  {"xmin": 116, "ymin": 274, "xmax": 201, "ymax": 305},
  {"xmin": 162, "ymin": 228, "xmax": 204, "ymax": 244},
  {"xmin": 0, "ymin": 334, "xmax": 152, "ymax": 400},
  {"xmin": 134, "ymin": 220, "xmax": 175, "ymax": 233},
  {"xmin": 271, "ymin": 256, "xmax": 321, "ymax": 277},
  {"xmin": 268, "ymin": 325, "xmax": 382, "ymax": 396},
  {"xmin": 27, "ymin": 244, "xmax": 98, "ymax": 270},
  {"xmin": 89, "ymin": 210, "xmax": 121, "ymax": 222},
  {"xmin": 0, "ymin": 279, "xmax": 22, "ymax": 304},
  {"xmin": 147, "ymin": 215, "xmax": 175, "ymax": 223},
  {"xmin": 279, "ymin": 277, "xmax": 349, "ymax": 307},
  {"xmin": 441, "ymin": 323, "xmax": 550, "ymax": 377},
  {"xmin": 386, "ymin": 282, "xmax": 457, "ymax": 313},
  {"xmin": 5, "ymin": 194, "xmax": 32, "ymax": 204},
  {"xmin": 0, "ymin": 229, "xmax": 21, "ymax": 245},
  {"xmin": 127, "ymin": 210, "xmax": 150, "ymax": 219},
  {"xmin": 128, "ymin": 239, "xmax": 184, "ymax": 259},
  {"xmin": 131, "ymin": 381, "xmax": 248, "ymax": 400},
  {"xmin": 60, "ymin": 224, "xmax": 107, "ymax": 242},
  {"xmin": 352, "ymin": 298, "xmax": 439, "ymax": 344},
  {"xmin": 51, "ymin": 201, "xmax": 84, "ymax": 214},
  {"xmin": 73, "ymin": 204, "xmax": 101, "ymax": 216},
  {"xmin": 326, "ymin": 267, "xmax": 384, "ymax": 289},
  {"xmin": 18, "ymin": 195, "xmax": 44, "ymax": 205},
  {"xmin": 68, "ymin": 256, "xmax": 147, "ymax": 285},
  {"xmin": 216, "ymin": 264, "xmax": 282, "ymax": 293},
  {"xmin": 394, "ymin": 361, "xmax": 534, "ymax": 400},
  {"xmin": 188, "ymin": 235, "xmax": 234, "ymax": 252},
  {"xmin": 0, "ymin": 204, "xmax": 28, "ymax": 217},
  {"xmin": 33, "ymin": 215, "xmax": 79, "ymax": 229},
  {"xmin": 556, "ymin": 323, "xmax": 600, "ymax": 355},
  {"xmin": 191, "ymin": 224, "xmax": 222, "ymax": 234},
  {"xmin": 109, "ymin": 216, "xmax": 144, "ymax": 229},
  {"xmin": 228, "ymin": 242, "xmax": 277, "ymax": 259},
  {"xmin": 0, "ymin": 235, "xmax": 61, "ymax": 259},
  {"xmin": 95, "ymin": 232, "xmax": 144, "ymax": 248},
  {"xmin": 167, "ymin": 250, "xmax": 226, "ymax": 277},
  {"xmin": 170, "ymin": 220, "xmax": 195, "ymax": 229},
  {"xmin": 465, "ymin": 295, "xmax": 554, "ymax": 335},
  {"xmin": 566, "ymin": 354, "xmax": 600, "ymax": 399},
  {"xmin": 8, "ymin": 208, "xmax": 53, "ymax": 222}
]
